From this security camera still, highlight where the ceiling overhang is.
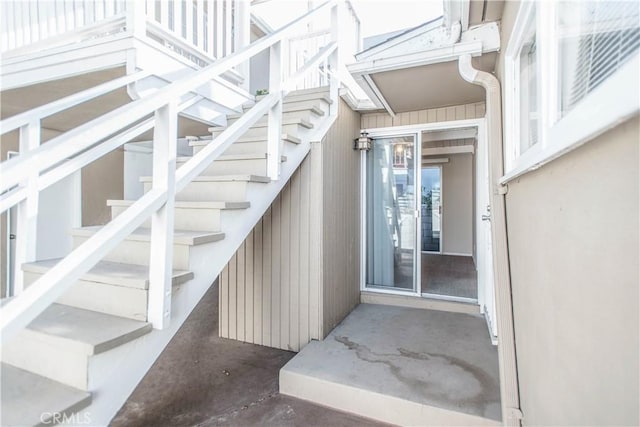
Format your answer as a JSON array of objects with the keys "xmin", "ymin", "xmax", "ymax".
[{"xmin": 348, "ymin": 18, "xmax": 501, "ymax": 115}]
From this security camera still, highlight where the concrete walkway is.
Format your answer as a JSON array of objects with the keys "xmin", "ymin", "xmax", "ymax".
[{"xmin": 111, "ymin": 283, "xmax": 386, "ymax": 427}]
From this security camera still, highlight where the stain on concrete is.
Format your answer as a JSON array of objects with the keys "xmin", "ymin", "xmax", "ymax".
[{"xmin": 334, "ymin": 334, "xmax": 501, "ymax": 420}]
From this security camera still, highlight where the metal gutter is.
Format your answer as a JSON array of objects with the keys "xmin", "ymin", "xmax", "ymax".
[{"xmin": 458, "ymin": 53, "xmax": 523, "ymax": 427}]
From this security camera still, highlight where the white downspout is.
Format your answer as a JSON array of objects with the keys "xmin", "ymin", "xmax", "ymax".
[{"xmin": 458, "ymin": 54, "xmax": 523, "ymax": 427}]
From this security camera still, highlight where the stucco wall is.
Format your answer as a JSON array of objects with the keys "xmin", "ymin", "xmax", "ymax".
[
  {"xmin": 505, "ymin": 116, "xmax": 639, "ymax": 425},
  {"xmin": 498, "ymin": 1, "xmax": 639, "ymax": 424}
]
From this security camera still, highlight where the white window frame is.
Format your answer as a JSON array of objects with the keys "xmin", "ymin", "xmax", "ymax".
[{"xmin": 502, "ymin": 1, "xmax": 640, "ymax": 184}]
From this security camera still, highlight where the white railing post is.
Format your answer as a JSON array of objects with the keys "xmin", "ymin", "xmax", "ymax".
[
  {"xmin": 126, "ymin": 0, "xmax": 146, "ymax": 38},
  {"xmin": 13, "ymin": 121, "xmax": 41, "ymax": 296},
  {"xmin": 267, "ymin": 40, "xmax": 283, "ymax": 180},
  {"xmin": 147, "ymin": 101, "xmax": 178, "ymax": 329},
  {"xmin": 234, "ymin": 0, "xmax": 251, "ymax": 91},
  {"xmin": 328, "ymin": 2, "xmax": 339, "ymax": 116}
]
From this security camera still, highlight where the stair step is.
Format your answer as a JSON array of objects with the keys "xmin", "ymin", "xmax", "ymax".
[
  {"xmin": 71, "ymin": 226, "xmax": 225, "ymax": 270},
  {"xmin": 211, "ymin": 116, "xmax": 314, "ymax": 133},
  {"xmin": 176, "ymin": 153, "xmax": 286, "ymax": 176},
  {"xmin": 190, "ymin": 133, "xmax": 301, "ymax": 156},
  {"xmin": 243, "ymin": 102, "xmax": 326, "ymax": 115},
  {"xmin": 2, "ymin": 304, "xmax": 152, "ymax": 390},
  {"xmin": 109, "ymin": 199, "xmax": 250, "ymax": 232},
  {"xmin": 141, "ymin": 174, "xmax": 270, "ymax": 203},
  {"xmin": 23, "ymin": 259, "xmax": 193, "ymax": 290},
  {"xmin": 210, "ymin": 121, "xmax": 311, "ymax": 139},
  {"xmin": 1, "ymin": 364, "xmax": 91, "ymax": 427},
  {"xmin": 228, "ymin": 109, "xmax": 322, "ymax": 127},
  {"xmin": 22, "ymin": 259, "xmax": 194, "ymax": 321}
]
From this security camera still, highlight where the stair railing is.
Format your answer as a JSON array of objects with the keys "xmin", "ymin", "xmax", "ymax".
[{"xmin": 0, "ymin": 0, "xmax": 341, "ymax": 343}]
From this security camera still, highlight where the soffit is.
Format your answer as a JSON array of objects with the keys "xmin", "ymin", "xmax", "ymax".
[{"xmin": 369, "ymin": 53, "xmax": 496, "ymax": 113}]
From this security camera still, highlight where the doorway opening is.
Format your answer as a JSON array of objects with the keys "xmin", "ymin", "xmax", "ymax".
[{"xmin": 360, "ymin": 119, "xmax": 496, "ymax": 337}]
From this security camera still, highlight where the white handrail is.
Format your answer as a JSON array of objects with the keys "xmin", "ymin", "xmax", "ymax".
[
  {"xmin": 1, "ymin": 71, "xmax": 151, "ymax": 134},
  {"xmin": 0, "ymin": 0, "xmax": 337, "ymax": 193},
  {"xmin": 0, "ymin": 0, "xmax": 340, "ymax": 342}
]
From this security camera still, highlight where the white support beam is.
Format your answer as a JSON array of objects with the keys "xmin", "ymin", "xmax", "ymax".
[
  {"xmin": 423, "ymin": 128, "xmax": 477, "ymax": 142},
  {"xmin": 423, "ymin": 145, "xmax": 475, "ymax": 156},
  {"xmin": 267, "ymin": 41, "xmax": 282, "ymax": 179},
  {"xmin": 148, "ymin": 102, "xmax": 178, "ymax": 329}
]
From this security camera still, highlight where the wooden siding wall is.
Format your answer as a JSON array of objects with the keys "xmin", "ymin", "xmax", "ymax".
[
  {"xmin": 220, "ymin": 99, "xmax": 361, "ymax": 351},
  {"xmin": 321, "ymin": 100, "xmax": 362, "ymax": 334},
  {"xmin": 361, "ymin": 101, "xmax": 486, "ymax": 129}
]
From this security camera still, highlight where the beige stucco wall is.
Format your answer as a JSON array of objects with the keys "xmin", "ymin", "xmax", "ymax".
[
  {"xmin": 82, "ymin": 149, "xmax": 124, "ymax": 226},
  {"xmin": 441, "ymin": 153, "xmax": 473, "ymax": 255},
  {"xmin": 498, "ymin": 1, "xmax": 639, "ymax": 424},
  {"xmin": 220, "ymin": 98, "xmax": 361, "ymax": 351},
  {"xmin": 505, "ymin": 116, "xmax": 639, "ymax": 425}
]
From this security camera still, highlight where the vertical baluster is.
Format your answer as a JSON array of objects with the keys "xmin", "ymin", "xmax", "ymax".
[
  {"xmin": 196, "ymin": 0, "xmax": 204, "ymax": 50},
  {"xmin": 74, "ymin": 0, "xmax": 84, "ymax": 29},
  {"xmin": 328, "ymin": 3, "xmax": 339, "ymax": 116},
  {"xmin": 105, "ymin": 0, "xmax": 115, "ymax": 18},
  {"xmin": 235, "ymin": 0, "xmax": 249, "ymax": 88},
  {"xmin": 215, "ymin": 0, "xmax": 223, "ymax": 57},
  {"xmin": 173, "ymin": 0, "xmax": 182, "ymax": 36},
  {"xmin": 207, "ymin": 0, "xmax": 214, "ymax": 56},
  {"xmin": 94, "ymin": 0, "xmax": 104, "ymax": 22},
  {"xmin": 84, "ymin": 0, "xmax": 94, "ymax": 26},
  {"xmin": 159, "ymin": 0, "xmax": 169, "ymax": 28},
  {"xmin": 185, "ymin": 0, "xmax": 193, "ymax": 44},
  {"xmin": 148, "ymin": 102, "xmax": 177, "ymax": 329},
  {"xmin": 14, "ymin": 1, "xmax": 23, "ymax": 48},
  {"xmin": 145, "ymin": 0, "xmax": 155, "ymax": 22},
  {"xmin": 13, "ymin": 122, "xmax": 41, "ymax": 296},
  {"xmin": 4, "ymin": 1, "xmax": 16, "ymax": 51},
  {"xmin": 267, "ymin": 41, "xmax": 282, "ymax": 180},
  {"xmin": 224, "ymin": 0, "xmax": 231, "ymax": 55},
  {"xmin": 29, "ymin": 0, "xmax": 39, "ymax": 44}
]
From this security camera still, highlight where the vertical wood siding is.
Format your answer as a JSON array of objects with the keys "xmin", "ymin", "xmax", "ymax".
[
  {"xmin": 360, "ymin": 101, "xmax": 486, "ymax": 129},
  {"xmin": 321, "ymin": 100, "xmax": 362, "ymax": 335},
  {"xmin": 220, "ymin": 99, "xmax": 361, "ymax": 351}
]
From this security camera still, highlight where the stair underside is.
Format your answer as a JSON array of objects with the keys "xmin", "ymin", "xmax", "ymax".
[{"xmin": 1, "ymin": 364, "xmax": 91, "ymax": 427}]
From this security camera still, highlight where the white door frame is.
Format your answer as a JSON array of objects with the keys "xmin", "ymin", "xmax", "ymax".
[
  {"xmin": 420, "ymin": 164, "xmax": 443, "ymax": 255},
  {"xmin": 360, "ymin": 118, "xmax": 495, "ymax": 327}
]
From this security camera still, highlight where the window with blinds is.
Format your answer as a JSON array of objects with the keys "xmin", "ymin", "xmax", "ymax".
[{"xmin": 558, "ymin": 1, "xmax": 640, "ymax": 117}]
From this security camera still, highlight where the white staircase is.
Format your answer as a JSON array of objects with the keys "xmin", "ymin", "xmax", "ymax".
[{"xmin": 0, "ymin": 87, "xmax": 334, "ymax": 426}]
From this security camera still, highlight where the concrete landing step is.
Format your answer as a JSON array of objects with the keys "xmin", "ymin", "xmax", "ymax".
[
  {"xmin": 2, "ymin": 304, "xmax": 153, "ymax": 390},
  {"xmin": 1, "ymin": 364, "xmax": 91, "ymax": 427},
  {"xmin": 23, "ymin": 259, "xmax": 194, "ymax": 290},
  {"xmin": 279, "ymin": 304, "xmax": 502, "ymax": 427}
]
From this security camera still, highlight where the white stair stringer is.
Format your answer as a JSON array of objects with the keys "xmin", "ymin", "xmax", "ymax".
[{"xmin": 66, "ymin": 95, "xmax": 338, "ymax": 426}]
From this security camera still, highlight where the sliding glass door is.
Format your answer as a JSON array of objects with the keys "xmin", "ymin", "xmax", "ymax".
[{"xmin": 365, "ymin": 135, "xmax": 419, "ymax": 293}]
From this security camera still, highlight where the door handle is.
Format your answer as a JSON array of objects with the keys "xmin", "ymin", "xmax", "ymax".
[
  {"xmin": 481, "ymin": 215, "xmax": 491, "ymax": 222},
  {"xmin": 9, "ymin": 234, "xmax": 16, "ymax": 240}
]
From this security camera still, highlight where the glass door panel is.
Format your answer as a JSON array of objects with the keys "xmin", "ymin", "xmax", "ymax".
[
  {"xmin": 366, "ymin": 136, "xmax": 417, "ymax": 292},
  {"xmin": 421, "ymin": 166, "xmax": 441, "ymax": 253}
]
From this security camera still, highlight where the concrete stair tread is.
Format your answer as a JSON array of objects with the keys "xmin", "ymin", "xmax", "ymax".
[
  {"xmin": 140, "ymin": 174, "xmax": 270, "ymax": 184},
  {"xmin": 210, "ymin": 117, "xmax": 314, "ymax": 131},
  {"xmin": 22, "ymin": 259, "xmax": 194, "ymax": 290},
  {"xmin": 176, "ymin": 154, "xmax": 286, "ymax": 162},
  {"xmin": 190, "ymin": 133, "xmax": 301, "ymax": 145},
  {"xmin": 71, "ymin": 226, "xmax": 225, "ymax": 246},
  {"xmin": 108, "ymin": 199, "xmax": 250, "ymax": 210},
  {"xmin": 1, "ymin": 364, "xmax": 91, "ymax": 427},
  {"xmin": 233, "ymin": 104, "xmax": 325, "ymax": 118},
  {"xmin": 18, "ymin": 303, "xmax": 152, "ymax": 355}
]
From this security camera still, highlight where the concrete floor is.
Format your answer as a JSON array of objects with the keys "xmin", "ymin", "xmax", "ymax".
[
  {"xmin": 111, "ymin": 283, "xmax": 387, "ymax": 427},
  {"xmin": 280, "ymin": 304, "xmax": 501, "ymax": 425}
]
